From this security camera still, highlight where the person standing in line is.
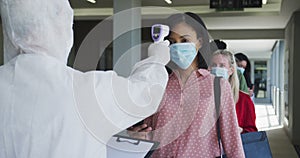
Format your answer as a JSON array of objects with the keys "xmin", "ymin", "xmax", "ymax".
[
  {"xmin": 128, "ymin": 12, "xmax": 245, "ymax": 158},
  {"xmin": 237, "ymin": 69, "xmax": 250, "ymax": 94},
  {"xmin": 210, "ymin": 50, "xmax": 258, "ymax": 133},
  {"xmin": 210, "ymin": 40, "xmax": 249, "ymax": 94},
  {"xmin": 235, "ymin": 52, "xmax": 255, "ymax": 99}
]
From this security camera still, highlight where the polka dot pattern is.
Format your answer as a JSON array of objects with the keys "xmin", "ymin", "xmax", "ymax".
[{"xmin": 144, "ymin": 69, "xmax": 245, "ymax": 158}]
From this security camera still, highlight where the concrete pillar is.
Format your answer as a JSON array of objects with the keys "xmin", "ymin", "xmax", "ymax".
[
  {"xmin": 0, "ymin": 24, "xmax": 3, "ymax": 65},
  {"xmin": 275, "ymin": 45, "xmax": 280, "ymax": 113},
  {"xmin": 270, "ymin": 53, "xmax": 275, "ymax": 103},
  {"xmin": 113, "ymin": 0, "xmax": 141, "ymax": 77},
  {"xmin": 266, "ymin": 59, "xmax": 271, "ymax": 100},
  {"xmin": 278, "ymin": 40, "xmax": 285, "ymax": 125}
]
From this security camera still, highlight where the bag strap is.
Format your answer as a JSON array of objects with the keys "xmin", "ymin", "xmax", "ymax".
[
  {"xmin": 214, "ymin": 77, "xmax": 221, "ymax": 140},
  {"xmin": 214, "ymin": 77, "xmax": 222, "ymax": 157}
]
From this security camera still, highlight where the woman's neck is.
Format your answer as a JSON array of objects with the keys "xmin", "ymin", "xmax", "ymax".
[{"xmin": 177, "ymin": 62, "xmax": 198, "ymax": 85}]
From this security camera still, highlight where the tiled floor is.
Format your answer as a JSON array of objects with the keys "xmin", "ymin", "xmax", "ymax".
[{"xmin": 254, "ymin": 102, "xmax": 299, "ymax": 158}]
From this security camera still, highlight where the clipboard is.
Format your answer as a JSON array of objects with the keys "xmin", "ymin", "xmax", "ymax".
[{"xmin": 106, "ymin": 134, "xmax": 159, "ymax": 158}]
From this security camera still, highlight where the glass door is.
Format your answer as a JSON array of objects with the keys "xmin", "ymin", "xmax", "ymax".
[{"xmin": 254, "ymin": 61, "xmax": 267, "ymax": 98}]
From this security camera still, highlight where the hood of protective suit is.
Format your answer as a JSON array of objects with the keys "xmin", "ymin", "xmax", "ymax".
[{"xmin": 0, "ymin": 0, "xmax": 74, "ymax": 64}]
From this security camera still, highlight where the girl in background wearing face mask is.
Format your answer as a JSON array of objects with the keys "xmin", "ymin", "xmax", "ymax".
[
  {"xmin": 210, "ymin": 50, "xmax": 258, "ymax": 134},
  {"xmin": 235, "ymin": 53, "xmax": 255, "ymax": 99},
  {"xmin": 128, "ymin": 12, "xmax": 245, "ymax": 158},
  {"xmin": 236, "ymin": 67, "xmax": 250, "ymax": 94}
]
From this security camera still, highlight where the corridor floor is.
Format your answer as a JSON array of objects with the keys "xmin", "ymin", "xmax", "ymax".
[{"xmin": 254, "ymin": 102, "xmax": 299, "ymax": 158}]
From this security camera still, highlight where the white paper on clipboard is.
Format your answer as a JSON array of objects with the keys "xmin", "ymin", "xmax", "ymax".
[{"xmin": 106, "ymin": 135, "xmax": 159, "ymax": 158}]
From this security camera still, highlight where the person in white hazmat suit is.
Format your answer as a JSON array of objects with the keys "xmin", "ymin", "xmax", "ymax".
[{"xmin": 0, "ymin": 0, "xmax": 170, "ymax": 157}]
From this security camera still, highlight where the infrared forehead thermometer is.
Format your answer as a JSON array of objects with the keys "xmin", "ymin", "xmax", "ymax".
[{"xmin": 151, "ymin": 24, "xmax": 170, "ymax": 43}]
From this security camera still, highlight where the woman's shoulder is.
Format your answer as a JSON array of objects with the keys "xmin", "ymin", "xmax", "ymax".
[
  {"xmin": 196, "ymin": 69, "xmax": 230, "ymax": 87},
  {"xmin": 197, "ymin": 69, "xmax": 214, "ymax": 79}
]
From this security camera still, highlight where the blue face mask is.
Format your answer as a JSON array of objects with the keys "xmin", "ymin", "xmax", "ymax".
[
  {"xmin": 236, "ymin": 66, "xmax": 245, "ymax": 74},
  {"xmin": 170, "ymin": 43, "xmax": 197, "ymax": 70},
  {"xmin": 211, "ymin": 67, "xmax": 229, "ymax": 80}
]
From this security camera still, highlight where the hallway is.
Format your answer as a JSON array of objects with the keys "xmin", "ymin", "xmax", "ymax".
[{"xmin": 255, "ymin": 102, "xmax": 299, "ymax": 157}]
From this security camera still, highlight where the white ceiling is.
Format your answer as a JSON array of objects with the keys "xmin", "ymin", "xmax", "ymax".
[
  {"xmin": 223, "ymin": 39, "xmax": 276, "ymax": 59},
  {"xmin": 70, "ymin": 0, "xmax": 300, "ymax": 59},
  {"xmin": 71, "ymin": 0, "xmax": 291, "ymax": 29}
]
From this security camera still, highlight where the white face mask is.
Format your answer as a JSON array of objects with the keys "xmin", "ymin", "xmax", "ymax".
[
  {"xmin": 210, "ymin": 67, "xmax": 229, "ymax": 80},
  {"xmin": 169, "ymin": 43, "xmax": 197, "ymax": 69},
  {"xmin": 236, "ymin": 67, "xmax": 245, "ymax": 74}
]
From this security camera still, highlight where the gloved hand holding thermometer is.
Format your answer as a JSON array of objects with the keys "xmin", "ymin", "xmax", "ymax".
[{"xmin": 148, "ymin": 24, "xmax": 170, "ymax": 65}]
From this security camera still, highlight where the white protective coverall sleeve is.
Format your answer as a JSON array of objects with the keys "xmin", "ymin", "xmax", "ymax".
[
  {"xmin": 73, "ymin": 42, "xmax": 170, "ymax": 143},
  {"xmin": 0, "ymin": 0, "xmax": 170, "ymax": 156}
]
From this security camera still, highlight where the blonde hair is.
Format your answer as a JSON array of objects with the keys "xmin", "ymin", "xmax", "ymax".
[{"xmin": 212, "ymin": 50, "xmax": 240, "ymax": 103}]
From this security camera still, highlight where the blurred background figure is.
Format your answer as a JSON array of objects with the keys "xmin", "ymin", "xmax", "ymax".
[
  {"xmin": 235, "ymin": 53, "xmax": 255, "ymax": 100},
  {"xmin": 210, "ymin": 39, "xmax": 227, "ymax": 51}
]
